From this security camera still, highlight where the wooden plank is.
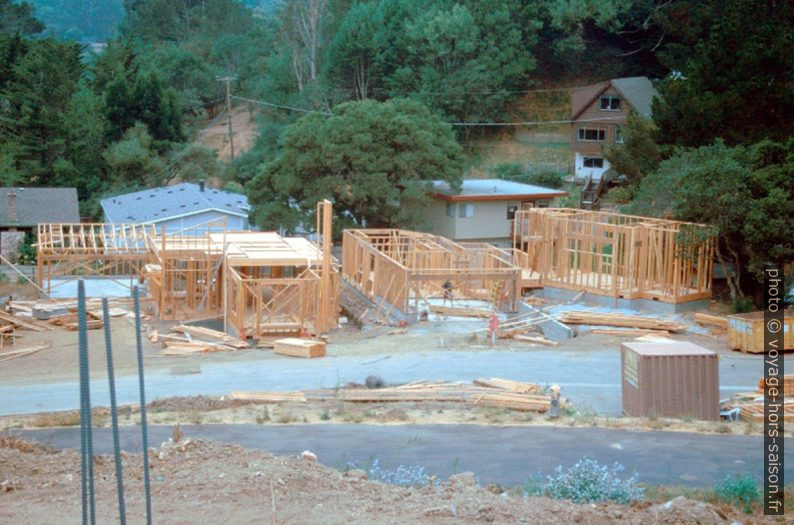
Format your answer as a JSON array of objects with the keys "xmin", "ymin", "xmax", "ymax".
[
  {"xmin": 559, "ymin": 311, "xmax": 688, "ymax": 332},
  {"xmin": 694, "ymin": 312, "xmax": 728, "ymax": 330},
  {"xmin": 428, "ymin": 305, "xmax": 492, "ymax": 318},
  {"xmin": 0, "ymin": 343, "xmax": 51, "ymax": 362},
  {"xmin": 472, "ymin": 378, "xmax": 543, "ymax": 394},
  {"xmin": 509, "ymin": 334, "xmax": 559, "ymax": 346},
  {"xmin": 273, "ymin": 338, "xmax": 326, "ymax": 358},
  {"xmin": 0, "ymin": 311, "xmax": 50, "ymax": 332}
]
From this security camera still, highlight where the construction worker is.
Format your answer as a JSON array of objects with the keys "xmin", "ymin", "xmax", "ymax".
[
  {"xmin": 442, "ymin": 280, "xmax": 454, "ymax": 306},
  {"xmin": 488, "ymin": 312, "xmax": 500, "ymax": 346}
]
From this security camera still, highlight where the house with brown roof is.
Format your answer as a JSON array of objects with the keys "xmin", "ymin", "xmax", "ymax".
[{"xmin": 570, "ymin": 76, "xmax": 660, "ymax": 181}]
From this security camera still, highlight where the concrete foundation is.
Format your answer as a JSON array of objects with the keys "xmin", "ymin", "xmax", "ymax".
[
  {"xmin": 537, "ymin": 286, "xmax": 710, "ymax": 315},
  {"xmin": 517, "ymin": 302, "xmax": 574, "ymax": 342}
]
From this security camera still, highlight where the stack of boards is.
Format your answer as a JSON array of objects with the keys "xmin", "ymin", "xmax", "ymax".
[{"xmin": 229, "ymin": 377, "xmax": 553, "ymax": 413}]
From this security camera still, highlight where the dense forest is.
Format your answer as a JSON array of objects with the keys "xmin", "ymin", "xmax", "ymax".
[{"xmin": 0, "ymin": 0, "xmax": 792, "ymax": 304}]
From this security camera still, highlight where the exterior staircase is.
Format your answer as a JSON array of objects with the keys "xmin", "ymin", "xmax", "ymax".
[{"xmin": 580, "ymin": 173, "xmax": 606, "ymax": 210}]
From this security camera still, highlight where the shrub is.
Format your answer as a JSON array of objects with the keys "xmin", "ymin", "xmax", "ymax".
[
  {"xmin": 526, "ymin": 171, "xmax": 565, "ymax": 189},
  {"xmin": 526, "ymin": 458, "xmax": 644, "ymax": 504},
  {"xmin": 0, "ymin": 273, "xmax": 8, "ymax": 284},
  {"xmin": 731, "ymin": 295, "xmax": 755, "ymax": 314},
  {"xmin": 367, "ymin": 459, "xmax": 434, "ymax": 487},
  {"xmin": 714, "ymin": 474, "xmax": 759, "ymax": 513},
  {"xmin": 491, "ymin": 162, "xmax": 524, "ymax": 180},
  {"xmin": 608, "ymin": 186, "xmax": 633, "ymax": 204}
]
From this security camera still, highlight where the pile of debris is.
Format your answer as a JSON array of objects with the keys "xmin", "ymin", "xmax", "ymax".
[{"xmin": 229, "ymin": 377, "xmax": 557, "ymax": 413}]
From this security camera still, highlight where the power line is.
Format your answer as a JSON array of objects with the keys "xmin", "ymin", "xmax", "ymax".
[
  {"xmin": 231, "ymin": 95, "xmax": 331, "ymax": 115},
  {"xmin": 450, "ymin": 116, "xmax": 628, "ymax": 127}
]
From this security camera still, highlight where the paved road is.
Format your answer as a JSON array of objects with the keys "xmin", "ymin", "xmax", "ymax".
[
  {"xmin": 16, "ymin": 424, "xmax": 786, "ymax": 488},
  {"xmin": 0, "ymin": 349, "xmax": 767, "ymax": 416}
]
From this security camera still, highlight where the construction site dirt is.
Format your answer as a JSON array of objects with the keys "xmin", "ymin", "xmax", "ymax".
[{"xmin": 0, "ymin": 436, "xmax": 776, "ymax": 524}]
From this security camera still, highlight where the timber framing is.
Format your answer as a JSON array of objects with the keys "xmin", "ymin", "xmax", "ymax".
[
  {"xmin": 342, "ymin": 229, "xmax": 522, "ymax": 314},
  {"xmin": 512, "ymin": 208, "xmax": 714, "ymax": 304},
  {"xmin": 36, "ymin": 202, "xmax": 338, "ymax": 338}
]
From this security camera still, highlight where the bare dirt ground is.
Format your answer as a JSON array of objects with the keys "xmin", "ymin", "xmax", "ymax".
[
  {"xmin": 195, "ymin": 106, "xmax": 258, "ymax": 161},
  {"xmin": 0, "ymin": 435, "xmax": 759, "ymax": 524}
]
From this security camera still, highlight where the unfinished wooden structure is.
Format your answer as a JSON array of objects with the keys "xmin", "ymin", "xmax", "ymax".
[
  {"xmin": 37, "ymin": 223, "xmax": 154, "ymax": 294},
  {"xmin": 513, "ymin": 208, "xmax": 714, "ymax": 304},
  {"xmin": 37, "ymin": 202, "xmax": 338, "ymax": 338},
  {"xmin": 342, "ymin": 229, "xmax": 521, "ymax": 314}
]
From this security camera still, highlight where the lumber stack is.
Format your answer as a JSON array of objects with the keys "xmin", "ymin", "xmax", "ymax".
[
  {"xmin": 428, "ymin": 305, "xmax": 493, "ymax": 318},
  {"xmin": 228, "ymin": 378, "xmax": 554, "ymax": 413},
  {"xmin": 173, "ymin": 325, "xmax": 248, "ymax": 348},
  {"xmin": 274, "ymin": 338, "xmax": 326, "ymax": 358},
  {"xmin": 161, "ymin": 340, "xmax": 240, "ymax": 356},
  {"xmin": 694, "ymin": 313, "xmax": 728, "ymax": 330},
  {"xmin": 559, "ymin": 311, "xmax": 688, "ymax": 333},
  {"xmin": 730, "ymin": 374, "xmax": 794, "ymax": 421},
  {"xmin": 0, "ymin": 310, "xmax": 51, "ymax": 332}
]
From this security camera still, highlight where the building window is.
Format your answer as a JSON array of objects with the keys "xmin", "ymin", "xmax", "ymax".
[
  {"xmin": 614, "ymin": 125, "xmax": 625, "ymax": 144},
  {"xmin": 537, "ymin": 200, "xmax": 551, "ymax": 208},
  {"xmin": 446, "ymin": 202, "xmax": 455, "ymax": 217},
  {"xmin": 458, "ymin": 203, "xmax": 474, "ymax": 218},
  {"xmin": 578, "ymin": 128, "xmax": 605, "ymax": 141},
  {"xmin": 599, "ymin": 95, "xmax": 621, "ymax": 111},
  {"xmin": 583, "ymin": 157, "xmax": 604, "ymax": 169},
  {"xmin": 506, "ymin": 205, "xmax": 518, "ymax": 220}
]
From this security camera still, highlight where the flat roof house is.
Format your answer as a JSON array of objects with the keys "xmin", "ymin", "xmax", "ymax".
[
  {"xmin": 570, "ymin": 76, "xmax": 659, "ymax": 181},
  {"xmin": 420, "ymin": 179, "xmax": 567, "ymax": 247},
  {"xmin": 0, "ymin": 187, "xmax": 80, "ymax": 259},
  {"xmin": 100, "ymin": 182, "xmax": 252, "ymax": 234}
]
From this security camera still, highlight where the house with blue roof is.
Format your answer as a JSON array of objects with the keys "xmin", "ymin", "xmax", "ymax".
[{"xmin": 100, "ymin": 182, "xmax": 252, "ymax": 233}]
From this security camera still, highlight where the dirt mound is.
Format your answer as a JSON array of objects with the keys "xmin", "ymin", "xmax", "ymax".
[{"xmin": 0, "ymin": 436, "xmax": 751, "ymax": 524}]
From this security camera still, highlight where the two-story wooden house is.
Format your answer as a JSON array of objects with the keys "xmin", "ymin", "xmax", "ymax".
[{"xmin": 570, "ymin": 76, "xmax": 659, "ymax": 180}]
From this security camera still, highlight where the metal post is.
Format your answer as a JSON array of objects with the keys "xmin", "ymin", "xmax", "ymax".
[
  {"xmin": 77, "ymin": 280, "xmax": 96, "ymax": 525},
  {"xmin": 102, "ymin": 298, "xmax": 126, "ymax": 524},
  {"xmin": 133, "ymin": 286, "xmax": 152, "ymax": 524}
]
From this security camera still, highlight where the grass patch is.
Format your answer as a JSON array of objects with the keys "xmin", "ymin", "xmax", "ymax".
[{"xmin": 31, "ymin": 411, "xmax": 81, "ymax": 428}]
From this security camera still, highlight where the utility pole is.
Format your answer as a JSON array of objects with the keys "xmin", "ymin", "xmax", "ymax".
[{"xmin": 217, "ymin": 76, "xmax": 237, "ymax": 160}]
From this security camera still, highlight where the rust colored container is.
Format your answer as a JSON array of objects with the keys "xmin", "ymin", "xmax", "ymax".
[
  {"xmin": 621, "ymin": 342, "xmax": 719, "ymax": 421},
  {"xmin": 727, "ymin": 310, "xmax": 793, "ymax": 354}
]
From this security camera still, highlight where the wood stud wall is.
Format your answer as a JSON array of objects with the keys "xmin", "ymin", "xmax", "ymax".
[{"xmin": 512, "ymin": 208, "xmax": 714, "ymax": 304}]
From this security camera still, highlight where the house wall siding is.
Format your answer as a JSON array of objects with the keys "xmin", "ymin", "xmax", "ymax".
[{"xmin": 571, "ymin": 86, "xmax": 631, "ymax": 154}]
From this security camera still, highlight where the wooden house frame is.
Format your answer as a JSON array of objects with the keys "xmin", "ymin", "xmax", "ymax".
[
  {"xmin": 342, "ymin": 229, "xmax": 521, "ymax": 314},
  {"xmin": 36, "ymin": 223, "xmax": 154, "ymax": 294},
  {"xmin": 512, "ymin": 208, "xmax": 714, "ymax": 304},
  {"xmin": 36, "ymin": 202, "xmax": 338, "ymax": 337}
]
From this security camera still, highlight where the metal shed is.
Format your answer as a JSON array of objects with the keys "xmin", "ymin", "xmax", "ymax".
[{"xmin": 621, "ymin": 341, "xmax": 719, "ymax": 421}]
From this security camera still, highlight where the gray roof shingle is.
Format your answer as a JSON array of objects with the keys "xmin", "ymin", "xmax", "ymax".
[
  {"xmin": 100, "ymin": 183, "xmax": 251, "ymax": 224},
  {"xmin": 0, "ymin": 187, "xmax": 80, "ymax": 226}
]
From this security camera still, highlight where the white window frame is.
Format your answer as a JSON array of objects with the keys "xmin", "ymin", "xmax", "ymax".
[
  {"xmin": 583, "ymin": 157, "xmax": 604, "ymax": 169},
  {"xmin": 599, "ymin": 95, "xmax": 621, "ymax": 111},
  {"xmin": 614, "ymin": 125, "xmax": 625, "ymax": 144},
  {"xmin": 578, "ymin": 128, "xmax": 606, "ymax": 142}
]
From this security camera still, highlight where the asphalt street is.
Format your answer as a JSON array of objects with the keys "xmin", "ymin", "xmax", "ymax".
[{"xmin": 16, "ymin": 423, "xmax": 785, "ymax": 488}]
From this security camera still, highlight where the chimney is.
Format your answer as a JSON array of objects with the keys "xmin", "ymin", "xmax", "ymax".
[
  {"xmin": 7, "ymin": 190, "xmax": 17, "ymax": 224},
  {"xmin": 199, "ymin": 181, "xmax": 205, "ymax": 192}
]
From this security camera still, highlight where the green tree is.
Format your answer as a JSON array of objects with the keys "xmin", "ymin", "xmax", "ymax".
[
  {"xmin": 652, "ymin": 0, "xmax": 794, "ymax": 146},
  {"xmin": 247, "ymin": 98, "xmax": 463, "ymax": 232},
  {"xmin": 105, "ymin": 72, "xmax": 185, "ymax": 148},
  {"xmin": 0, "ymin": 0, "xmax": 44, "ymax": 36},
  {"xmin": 103, "ymin": 122, "xmax": 168, "ymax": 188},
  {"xmin": 0, "ymin": 38, "xmax": 82, "ymax": 185},
  {"xmin": 626, "ymin": 139, "xmax": 794, "ymax": 302},
  {"xmin": 604, "ymin": 112, "xmax": 664, "ymax": 185}
]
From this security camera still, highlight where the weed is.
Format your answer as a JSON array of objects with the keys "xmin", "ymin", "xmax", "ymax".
[
  {"xmin": 716, "ymin": 423, "xmax": 732, "ymax": 434},
  {"xmin": 526, "ymin": 458, "xmax": 644, "ymax": 504},
  {"xmin": 319, "ymin": 407, "xmax": 331, "ymax": 421},
  {"xmin": 188, "ymin": 411, "xmax": 202, "ymax": 425},
  {"xmin": 714, "ymin": 474, "xmax": 760, "ymax": 514},
  {"xmin": 0, "ymin": 273, "xmax": 8, "ymax": 284},
  {"xmin": 16, "ymin": 275, "xmax": 27, "ymax": 285},
  {"xmin": 277, "ymin": 411, "xmax": 295, "ymax": 424},
  {"xmin": 32, "ymin": 411, "xmax": 80, "ymax": 428},
  {"xmin": 255, "ymin": 407, "xmax": 270, "ymax": 424},
  {"xmin": 367, "ymin": 459, "xmax": 434, "ymax": 487}
]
